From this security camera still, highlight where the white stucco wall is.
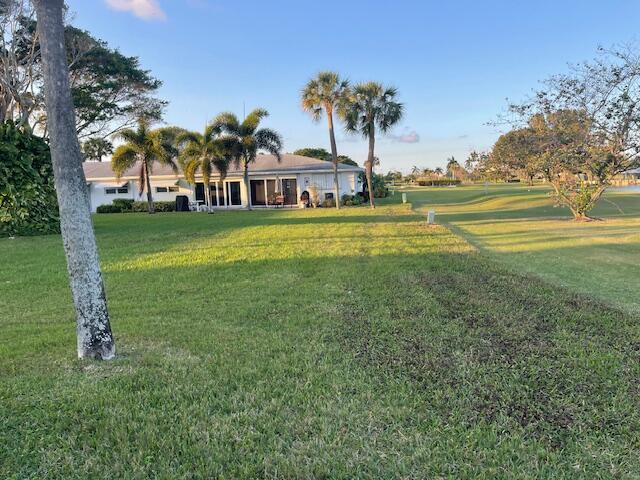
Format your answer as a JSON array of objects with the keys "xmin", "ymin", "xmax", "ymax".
[{"xmin": 88, "ymin": 171, "xmax": 362, "ymax": 212}]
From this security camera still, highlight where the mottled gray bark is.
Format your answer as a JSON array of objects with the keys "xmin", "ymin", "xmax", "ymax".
[
  {"xmin": 327, "ymin": 108, "xmax": 340, "ymax": 209},
  {"xmin": 366, "ymin": 124, "xmax": 376, "ymax": 209},
  {"xmin": 34, "ymin": 0, "xmax": 115, "ymax": 360}
]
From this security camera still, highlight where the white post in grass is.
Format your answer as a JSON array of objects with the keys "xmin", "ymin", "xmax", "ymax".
[
  {"xmin": 427, "ymin": 210, "xmax": 435, "ymax": 225},
  {"xmin": 402, "ymin": 192, "xmax": 407, "ymax": 204}
]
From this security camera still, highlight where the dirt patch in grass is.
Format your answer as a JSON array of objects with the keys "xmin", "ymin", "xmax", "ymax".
[{"xmin": 337, "ymin": 254, "xmax": 640, "ymax": 449}]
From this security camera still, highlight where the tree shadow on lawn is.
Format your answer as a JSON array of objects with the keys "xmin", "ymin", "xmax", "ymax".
[
  {"xmin": 333, "ymin": 252, "xmax": 640, "ymax": 459},
  {"xmin": 4, "ymin": 245, "xmax": 640, "ymax": 476}
]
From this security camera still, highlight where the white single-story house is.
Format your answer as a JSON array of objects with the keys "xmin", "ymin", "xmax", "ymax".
[{"xmin": 83, "ymin": 154, "xmax": 364, "ymax": 212}]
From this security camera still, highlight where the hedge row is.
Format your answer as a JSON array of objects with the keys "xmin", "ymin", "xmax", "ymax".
[
  {"xmin": 416, "ymin": 178, "xmax": 462, "ymax": 186},
  {"xmin": 97, "ymin": 199, "xmax": 176, "ymax": 213}
]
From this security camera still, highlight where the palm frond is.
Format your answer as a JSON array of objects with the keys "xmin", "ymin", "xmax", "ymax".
[
  {"xmin": 241, "ymin": 108, "xmax": 269, "ymax": 134},
  {"xmin": 111, "ymin": 144, "xmax": 138, "ymax": 178},
  {"xmin": 254, "ymin": 128, "xmax": 283, "ymax": 161}
]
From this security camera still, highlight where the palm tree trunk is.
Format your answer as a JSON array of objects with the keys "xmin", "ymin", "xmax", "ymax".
[
  {"xmin": 34, "ymin": 0, "xmax": 115, "ymax": 360},
  {"xmin": 144, "ymin": 160, "xmax": 155, "ymax": 214},
  {"xmin": 204, "ymin": 178, "xmax": 212, "ymax": 213},
  {"xmin": 327, "ymin": 109, "xmax": 340, "ymax": 209},
  {"xmin": 366, "ymin": 124, "xmax": 376, "ymax": 209},
  {"xmin": 244, "ymin": 162, "xmax": 251, "ymax": 211}
]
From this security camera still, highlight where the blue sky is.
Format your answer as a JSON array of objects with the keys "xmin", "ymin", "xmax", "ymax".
[{"xmin": 67, "ymin": 0, "xmax": 640, "ymax": 172}]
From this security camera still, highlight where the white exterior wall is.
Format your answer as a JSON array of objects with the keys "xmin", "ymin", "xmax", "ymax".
[{"xmin": 88, "ymin": 171, "xmax": 362, "ymax": 212}]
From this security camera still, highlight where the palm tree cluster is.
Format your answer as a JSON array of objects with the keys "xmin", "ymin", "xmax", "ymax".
[
  {"xmin": 111, "ymin": 109, "xmax": 282, "ymax": 213},
  {"xmin": 301, "ymin": 71, "xmax": 403, "ymax": 209}
]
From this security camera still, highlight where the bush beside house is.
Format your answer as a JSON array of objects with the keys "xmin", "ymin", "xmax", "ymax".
[
  {"xmin": 97, "ymin": 200, "xmax": 176, "ymax": 213},
  {"xmin": 0, "ymin": 122, "xmax": 59, "ymax": 237}
]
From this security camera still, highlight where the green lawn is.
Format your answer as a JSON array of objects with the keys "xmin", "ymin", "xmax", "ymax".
[
  {"xmin": 407, "ymin": 184, "xmax": 640, "ymax": 314},
  {"xmin": 1, "ymin": 201, "xmax": 639, "ymax": 478}
]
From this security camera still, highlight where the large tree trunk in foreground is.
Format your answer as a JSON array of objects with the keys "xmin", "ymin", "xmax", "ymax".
[
  {"xmin": 34, "ymin": 0, "xmax": 115, "ymax": 359},
  {"xmin": 366, "ymin": 125, "xmax": 376, "ymax": 209},
  {"xmin": 327, "ymin": 109, "xmax": 340, "ymax": 209}
]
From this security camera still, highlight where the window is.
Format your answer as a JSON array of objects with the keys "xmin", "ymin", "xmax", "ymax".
[
  {"xmin": 156, "ymin": 186, "xmax": 168, "ymax": 193},
  {"xmin": 106, "ymin": 187, "xmax": 128, "ymax": 194},
  {"xmin": 168, "ymin": 186, "xmax": 179, "ymax": 193}
]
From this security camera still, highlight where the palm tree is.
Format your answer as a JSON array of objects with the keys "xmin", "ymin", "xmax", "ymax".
[
  {"xmin": 446, "ymin": 156, "xmax": 461, "ymax": 180},
  {"xmin": 434, "ymin": 167, "xmax": 444, "ymax": 177},
  {"xmin": 301, "ymin": 71, "xmax": 350, "ymax": 209},
  {"xmin": 177, "ymin": 124, "xmax": 231, "ymax": 212},
  {"xmin": 111, "ymin": 119, "xmax": 178, "ymax": 214},
  {"xmin": 34, "ymin": 0, "xmax": 114, "ymax": 359},
  {"xmin": 211, "ymin": 108, "xmax": 282, "ymax": 210},
  {"xmin": 340, "ymin": 82, "xmax": 403, "ymax": 208}
]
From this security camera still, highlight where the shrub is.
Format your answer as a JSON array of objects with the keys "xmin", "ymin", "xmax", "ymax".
[
  {"xmin": 112, "ymin": 198, "xmax": 134, "ymax": 211},
  {"xmin": 321, "ymin": 198, "xmax": 336, "ymax": 208},
  {"xmin": 341, "ymin": 194, "xmax": 363, "ymax": 206},
  {"xmin": 0, "ymin": 122, "xmax": 59, "ymax": 237},
  {"xmin": 416, "ymin": 178, "xmax": 462, "ymax": 186},
  {"xmin": 131, "ymin": 201, "xmax": 176, "ymax": 212},
  {"xmin": 96, "ymin": 204, "xmax": 123, "ymax": 213}
]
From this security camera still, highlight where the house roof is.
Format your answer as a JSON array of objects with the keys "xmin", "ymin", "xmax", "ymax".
[{"xmin": 83, "ymin": 154, "xmax": 363, "ymax": 180}]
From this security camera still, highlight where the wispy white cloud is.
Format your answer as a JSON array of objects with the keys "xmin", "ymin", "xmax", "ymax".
[
  {"xmin": 105, "ymin": 0, "xmax": 167, "ymax": 21},
  {"xmin": 389, "ymin": 128, "xmax": 420, "ymax": 143}
]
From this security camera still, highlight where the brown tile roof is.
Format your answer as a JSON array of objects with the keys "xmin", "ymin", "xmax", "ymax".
[{"xmin": 83, "ymin": 154, "xmax": 362, "ymax": 180}]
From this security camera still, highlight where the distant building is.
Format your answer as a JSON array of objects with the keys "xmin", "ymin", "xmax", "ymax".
[{"xmin": 83, "ymin": 154, "xmax": 363, "ymax": 212}]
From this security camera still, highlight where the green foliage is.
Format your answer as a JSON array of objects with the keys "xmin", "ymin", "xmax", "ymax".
[
  {"xmin": 112, "ymin": 198, "xmax": 134, "ymax": 211},
  {"xmin": 131, "ymin": 201, "xmax": 175, "ymax": 212},
  {"xmin": 341, "ymin": 194, "xmax": 362, "ymax": 206},
  {"xmin": 81, "ymin": 137, "xmax": 113, "ymax": 162},
  {"xmin": 96, "ymin": 204, "xmax": 122, "ymax": 214},
  {"xmin": 321, "ymin": 198, "xmax": 336, "ymax": 208},
  {"xmin": 417, "ymin": 178, "xmax": 462, "ymax": 186},
  {"xmin": 65, "ymin": 26, "xmax": 165, "ymax": 138},
  {"xmin": 96, "ymin": 199, "xmax": 175, "ymax": 213},
  {"xmin": 293, "ymin": 147, "xmax": 330, "ymax": 161},
  {"xmin": 0, "ymin": 122, "xmax": 59, "ymax": 236}
]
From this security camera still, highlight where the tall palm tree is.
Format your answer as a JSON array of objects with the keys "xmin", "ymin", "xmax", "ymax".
[
  {"xmin": 177, "ymin": 124, "xmax": 231, "ymax": 212},
  {"xmin": 111, "ymin": 119, "xmax": 178, "ymax": 214},
  {"xmin": 301, "ymin": 71, "xmax": 350, "ymax": 209},
  {"xmin": 340, "ymin": 82, "xmax": 403, "ymax": 208},
  {"xmin": 446, "ymin": 156, "xmax": 461, "ymax": 180},
  {"xmin": 211, "ymin": 108, "xmax": 282, "ymax": 210}
]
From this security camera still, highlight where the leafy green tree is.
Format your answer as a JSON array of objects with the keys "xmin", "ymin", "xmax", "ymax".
[
  {"xmin": 111, "ymin": 119, "xmax": 178, "ymax": 214},
  {"xmin": 211, "ymin": 109, "xmax": 282, "ymax": 210},
  {"xmin": 81, "ymin": 137, "xmax": 113, "ymax": 162},
  {"xmin": 504, "ymin": 46, "xmax": 640, "ymax": 220},
  {"xmin": 177, "ymin": 124, "xmax": 231, "ymax": 212},
  {"xmin": 292, "ymin": 147, "xmax": 330, "ymax": 161},
  {"xmin": 0, "ymin": 122, "xmax": 59, "ymax": 236},
  {"xmin": 341, "ymin": 82, "xmax": 403, "ymax": 208},
  {"xmin": 301, "ymin": 71, "xmax": 350, "ymax": 209},
  {"xmin": 34, "ymin": 0, "xmax": 114, "ymax": 360},
  {"xmin": 337, "ymin": 154, "xmax": 358, "ymax": 166},
  {"xmin": 0, "ymin": 4, "xmax": 164, "ymax": 138}
]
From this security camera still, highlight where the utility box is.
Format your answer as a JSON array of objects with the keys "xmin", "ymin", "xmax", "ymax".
[
  {"xmin": 427, "ymin": 210, "xmax": 436, "ymax": 224},
  {"xmin": 402, "ymin": 193, "xmax": 407, "ymax": 204}
]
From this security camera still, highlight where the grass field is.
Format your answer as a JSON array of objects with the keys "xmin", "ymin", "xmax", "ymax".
[
  {"xmin": 407, "ymin": 184, "xmax": 640, "ymax": 314},
  {"xmin": 1, "ymin": 193, "xmax": 639, "ymax": 478}
]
